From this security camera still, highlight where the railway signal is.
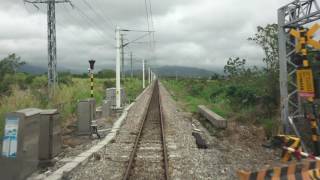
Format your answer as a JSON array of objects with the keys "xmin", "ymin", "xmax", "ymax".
[
  {"xmin": 88, "ymin": 60, "xmax": 95, "ymax": 98},
  {"xmin": 288, "ymin": 23, "xmax": 320, "ymax": 156},
  {"xmin": 290, "ymin": 23, "xmax": 320, "ymax": 52},
  {"xmin": 289, "ymin": 23, "xmax": 320, "ymax": 99}
]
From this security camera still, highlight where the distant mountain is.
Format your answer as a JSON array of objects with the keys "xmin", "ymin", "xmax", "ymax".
[
  {"xmin": 18, "ymin": 64, "xmax": 47, "ymax": 74},
  {"xmin": 19, "ymin": 64, "xmax": 220, "ymax": 78},
  {"xmin": 153, "ymin": 66, "xmax": 218, "ymax": 78},
  {"xmin": 18, "ymin": 64, "xmax": 71, "ymax": 74},
  {"xmin": 126, "ymin": 66, "xmax": 220, "ymax": 78}
]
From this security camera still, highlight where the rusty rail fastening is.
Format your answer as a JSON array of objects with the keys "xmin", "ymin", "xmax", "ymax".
[{"xmin": 122, "ymin": 81, "xmax": 169, "ymax": 180}]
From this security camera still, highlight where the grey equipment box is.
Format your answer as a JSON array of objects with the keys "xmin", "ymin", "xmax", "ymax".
[
  {"xmin": 102, "ymin": 100, "xmax": 111, "ymax": 118},
  {"xmin": 39, "ymin": 109, "xmax": 62, "ymax": 162},
  {"xmin": 106, "ymin": 88, "xmax": 126, "ymax": 107},
  {"xmin": 0, "ymin": 108, "xmax": 42, "ymax": 180},
  {"xmin": 77, "ymin": 98, "xmax": 96, "ymax": 135}
]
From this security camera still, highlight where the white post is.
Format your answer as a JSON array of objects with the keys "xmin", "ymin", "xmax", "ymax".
[
  {"xmin": 148, "ymin": 67, "xmax": 151, "ymax": 84},
  {"xmin": 116, "ymin": 26, "xmax": 121, "ymax": 109},
  {"xmin": 142, "ymin": 59, "xmax": 145, "ymax": 89}
]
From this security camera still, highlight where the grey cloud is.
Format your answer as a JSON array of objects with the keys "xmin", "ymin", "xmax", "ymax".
[{"xmin": 0, "ymin": 0, "xmax": 289, "ymax": 72}]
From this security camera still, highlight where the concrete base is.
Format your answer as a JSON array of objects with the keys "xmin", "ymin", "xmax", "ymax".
[{"xmin": 198, "ymin": 105, "xmax": 227, "ymax": 129}]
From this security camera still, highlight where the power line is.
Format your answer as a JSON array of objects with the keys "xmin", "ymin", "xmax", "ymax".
[
  {"xmin": 148, "ymin": 0, "xmax": 156, "ymax": 49},
  {"xmin": 80, "ymin": 0, "xmax": 115, "ymax": 30},
  {"xmin": 71, "ymin": 4, "xmax": 115, "ymax": 46},
  {"xmin": 144, "ymin": 0, "xmax": 152, "ymax": 51},
  {"xmin": 59, "ymin": 4, "xmax": 113, "ymax": 48},
  {"xmin": 91, "ymin": 0, "xmax": 116, "ymax": 28}
]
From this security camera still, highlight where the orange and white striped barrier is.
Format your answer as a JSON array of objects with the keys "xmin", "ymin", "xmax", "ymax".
[{"xmin": 238, "ymin": 160, "xmax": 320, "ymax": 180}]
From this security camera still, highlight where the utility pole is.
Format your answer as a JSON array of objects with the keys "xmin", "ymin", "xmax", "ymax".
[
  {"xmin": 148, "ymin": 67, "xmax": 151, "ymax": 84},
  {"xmin": 120, "ymin": 34, "xmax": 125, "ymax": 79},
  {"xmin": 24, "ymin": 0, "xmax": 71, "ymax": 98},
  {"xmin": 116, "ymin": 26, "xmax": 121, "ymax": 109},
  {"xmin": 176, "ymin": 71, "xmax": 178, "ymax": 81},
  {"xmin": 130, "ymin": 52, "xmax": 133, "ymax": 78},
  {"xmin": 142, "ymin": 59, "xmax": 145, "ymax": 89}
]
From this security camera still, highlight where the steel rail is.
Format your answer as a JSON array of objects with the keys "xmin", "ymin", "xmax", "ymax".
[{"xmin": 122, "ymin": 81, "xmax": 169, "ymax": 180}]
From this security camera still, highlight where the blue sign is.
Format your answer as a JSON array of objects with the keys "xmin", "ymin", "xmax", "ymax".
[{"xmin": 2, "ymin": 116, "xmax": 19, "ymax": 158}]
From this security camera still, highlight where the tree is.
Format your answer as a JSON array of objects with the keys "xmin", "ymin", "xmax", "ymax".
[
  {"xmin": 249, "ymin": 24, "xmax": 280, "ymax": 108},
  {"xmin": 223, "ymin": 57, "xmax": 246, "ymax": 77},
  {"xmin": 248, "ymin": 24, "xmax": 278, "ymax": 72},
  {"xmin": 96, "ymin": 69, "xmax": 116, "ymax": 78},
  {"xmin": 0, "ymin": 53, "xmax": 25, "ymax": 80}
]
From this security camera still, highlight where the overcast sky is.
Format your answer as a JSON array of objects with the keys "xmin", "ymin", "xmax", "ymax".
[{"xmin": 0, "ymin": 0, "xmax": 290, "ymax": 72}]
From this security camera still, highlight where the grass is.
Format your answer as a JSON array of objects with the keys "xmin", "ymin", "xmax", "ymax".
[
  {"xmin": 162, "ymin": 79, "xmax": 231, "ymax": 117},
  {"xmin": 162, "ymin": 78, "xmax": 279, "ymax": 137},
  {"xmin": 0, "ymin": 77, "xmax": 143, "ymax": 138}
]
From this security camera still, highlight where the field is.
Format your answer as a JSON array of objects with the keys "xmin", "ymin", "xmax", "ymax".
[{"xmin": 0, "ymin": 76, "xmax": 143, "ymax": 138}]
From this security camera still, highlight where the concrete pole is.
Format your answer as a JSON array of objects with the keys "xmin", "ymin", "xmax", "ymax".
[
  {"xmin": 120, "ymin": 34, "xmax": 125, "ymax": 79},
  {"xmin": 142, "ymin": 59, "xmax": 145, "ymax": 89},
  {"xmin": 116, "ymin": 26, "xmax": 121, "ymax": 109},
  {"xmin": 278, "ymin": 8, "xmax": 289, "ymax": 132},
  {"xmin": 148, "ymin": 67, "xmax": 151, "ymax": 84},
  {"xmin": 130, "ymin": 52, "xmax": 133, "ymax": 78}
]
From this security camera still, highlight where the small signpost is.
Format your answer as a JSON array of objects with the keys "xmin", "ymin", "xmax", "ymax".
[{"xmin": 296, "ymin": 69, "xmax": 315, "ymax": 98}]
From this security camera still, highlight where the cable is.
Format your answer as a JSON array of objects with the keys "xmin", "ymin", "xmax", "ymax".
[
  {"xmin": 144, "ymin": 0, "xmax": 152, "ymax": 51},
  {"xmin": 72, "ymin": 5, "xmax": 115, "ymax": 46},
  {"xmin": 90, "ymin": 0, "xmax": 116, "ymax": 28},
  {"xmin": 80, "ymin": 0, "xmax": 115, "ymax": 30},
  {"xmin": 148, "ymin": 0, "xmax": 156, "ymax": 49},
  {"xmin": 61, "ymin": 4, "xmax": 114, "ymax": 48}
]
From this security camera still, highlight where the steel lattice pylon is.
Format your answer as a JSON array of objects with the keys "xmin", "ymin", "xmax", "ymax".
[
  {"xmin": 25, "ymin": 0, "xmax": 72, "ymax": 97},
  {"xmin": 278, "ymin": 0, "xmax": 320, "ymax": 132},
  {"xmin": 47, "ymin": 1, "xmax": 57, "ymax": 97}
]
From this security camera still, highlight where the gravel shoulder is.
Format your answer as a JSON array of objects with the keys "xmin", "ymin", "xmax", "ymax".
[{"xmin": 159, "ymin": 82, "xmax": 278, "ymax": 180}]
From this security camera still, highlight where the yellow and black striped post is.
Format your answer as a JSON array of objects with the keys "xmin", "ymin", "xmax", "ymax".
[
  {"xmin": 309, "ymin": 115, "xmax": 320, "ymax": 156},
  {"xmin": 90, "ymin": 72, "xmax": 94, "ymax": 98},
  {"xmin": 88, "ymin": 60, "xmax": 96, "ymax": 98},
  {"xmin": 238, "ymin": 160, "xmax": 320, "ymax": 180},
  {"xmin": 275, "ymin": 135, "xmax": 301, "ymax": 162}
]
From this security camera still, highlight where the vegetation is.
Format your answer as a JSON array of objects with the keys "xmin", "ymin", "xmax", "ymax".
[
  {"xmin": 0, "ymin": 55, "xmax": 143, "ymax": 138},
  {"xmin": 163, "ymin": 24, "xmax": 280, "ymax": 137}
]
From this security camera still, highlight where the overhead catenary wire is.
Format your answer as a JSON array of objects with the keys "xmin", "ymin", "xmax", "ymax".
[
  {"xmin": 144, "ymin": 0, "xmax": 152, "ymax": 53},
  {"xmin": 80, "ymin": 0, "xmax": 115, "ymax": 30},
  {"xmin": 148, "ymin": 0, "xmax": 155, "ymax": 48},
  {"xmin": 91, "ymin": 0, "xmax": 116, "ymax": 28},
  {"xmin": 69, "ymin": 5, "xmax": 116, "ymax": 47}
]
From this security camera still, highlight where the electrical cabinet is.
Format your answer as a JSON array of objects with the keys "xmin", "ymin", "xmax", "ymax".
[
  {"xmin": 39, "ymin": 109, "xmax": 61, "ymax": 162},
  {"xmin": 77, "ymin": 98, "xmax": 96, "ymax": 135},
  {"xmin": 106, "ymin": 88, "xmax": 126, "ymax": 107},
  {"xmin": 0, "ymin": 108, "xmax": 42, "ymax": 180},
  {"xmin": 102, "ymin": 100, "xmax": 111, "ymax": 118}
]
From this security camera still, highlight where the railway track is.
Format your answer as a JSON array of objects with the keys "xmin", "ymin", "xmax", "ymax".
[{"xmin": 123, "ymin": 81, "xmax": 169, "ymax": 180}]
